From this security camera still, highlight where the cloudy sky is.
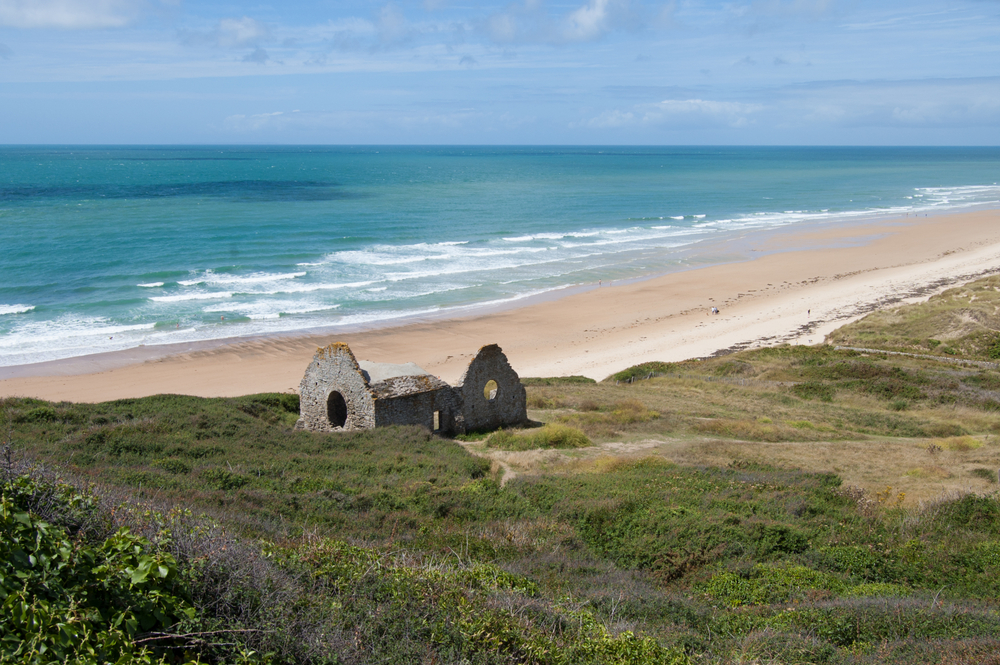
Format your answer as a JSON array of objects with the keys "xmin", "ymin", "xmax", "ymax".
[{"xmin": 1, "ymin": 0, "xmax": 998, "ymax": 144}]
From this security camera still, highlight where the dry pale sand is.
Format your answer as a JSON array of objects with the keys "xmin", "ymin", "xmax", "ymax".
[{"xmin": 3, "ymin": 209, "xmax": 1000, "ymax": 403}]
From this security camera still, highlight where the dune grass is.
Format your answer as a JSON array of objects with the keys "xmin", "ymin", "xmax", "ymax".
[{"xmin": 826, "ymin": 274, "xmax": 1000, "ymax": 360}]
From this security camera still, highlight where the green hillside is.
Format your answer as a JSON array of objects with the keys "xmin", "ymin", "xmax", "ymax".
[{"xmin": 4, "ymin": 279, "xmax": 1000, "ymax": 664}]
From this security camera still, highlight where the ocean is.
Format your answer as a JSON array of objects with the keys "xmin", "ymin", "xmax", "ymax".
[{"xmin": 2, "ymin": 145, "xmax": 999, "ymax": 368}]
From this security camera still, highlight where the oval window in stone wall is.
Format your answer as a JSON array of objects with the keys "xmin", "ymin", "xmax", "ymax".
[
  {"xmin": 483, "ymin": 380, "xmax": 498, "ymax": 401},
  {"xmin": 327, "ymin": 391, "xmax": 348, "ymax": 427}
]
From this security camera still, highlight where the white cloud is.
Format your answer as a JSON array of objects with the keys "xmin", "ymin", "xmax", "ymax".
[
  {"xmin": 788, "ymin": 78, "xmax": 1000, "ymax": 129},
  {"xmin": 221, "ymin": 108, "xmax": 489, "ymax": 138},
  {"xmin": 564, "ymin": 0, "xmax": 613, "ymax": 41},
  {"xmin": 727, "ymin": 0, "xmax": 837, "ymax": 20},
  {"xmin": 224, "ymin": 111, "xmax": 284, "ymax": 132},
  {"xmin": 580, "ymin": 98, "xmax": 764, "ymax": 130},
  {"xmin": 217, "ymin": 17, "xmax": 270, "ymax": 48},
  {"xmin": 242, "ymin": 47, "xmax": 270, "ymax": 64},
  {"xmin": 377, "ymin": 4, "xmax": 411, "ymax": 45},
  {"xmin": 483, "ymin": 0, "xmax": 639, "ymax": 45},
  {"xmin": 0, "ymin": 0, "xmax": 143, "ymax": 29},
  {"xmin": 180, "ymin": 16, "xmax": 272, "ymax": 52},
  {"xmin": 642, "ymin": 98, "xmax": 764, "ymax": 127},
  {"xmin": 584, "ymin": 109, "xmax": 635, "ymax": 127}
]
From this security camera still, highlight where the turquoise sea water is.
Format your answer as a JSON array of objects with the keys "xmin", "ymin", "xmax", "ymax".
[{"xmin": 1, "ymin": 146, "xmax": 999, "ymax": 367}]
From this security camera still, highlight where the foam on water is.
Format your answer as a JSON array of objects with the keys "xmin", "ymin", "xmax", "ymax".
[
  {"xmin": 202, "ymin": 301, "xmax": 341, "ymax": 319},
  {"xmin": 150, "ymin": 292, "xmax": 235, "ymax": 303},
  {"xmin": 178, "ymin": 270, "xmax": 306, "ymax": 287},
  {"xmin": 0, "ymin": 305, "xmax": 34, "ymax": 315}
]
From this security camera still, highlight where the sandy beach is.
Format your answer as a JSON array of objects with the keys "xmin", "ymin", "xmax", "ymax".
[{"xmin": 3, "ymin": 208, "xmax": 1000, "ymax": 403}]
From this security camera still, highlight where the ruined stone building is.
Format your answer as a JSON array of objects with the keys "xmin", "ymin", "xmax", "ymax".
[{"xmin": 295, "ymin": 342, "xmax": 527, "ymax": 435}]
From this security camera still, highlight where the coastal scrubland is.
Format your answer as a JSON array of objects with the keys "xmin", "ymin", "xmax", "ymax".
[{"xmin": 4, "ymin": 277, "xmax": 1000, "ymax": 664}]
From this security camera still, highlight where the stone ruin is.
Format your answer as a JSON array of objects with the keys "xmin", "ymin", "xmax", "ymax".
[{"xmin": 295, "ymin": 342, "xmax": 527, "ymax": 435}]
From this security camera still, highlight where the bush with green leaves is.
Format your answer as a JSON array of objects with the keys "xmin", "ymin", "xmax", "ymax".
[{"xmin": 0, "ymin": 475, "xmax": 196, "ymax": 664}]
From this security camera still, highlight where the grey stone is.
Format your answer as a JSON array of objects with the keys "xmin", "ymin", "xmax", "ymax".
[
  {"xmin": 295, "ymin": 342, "xmax": 527, "ymax": 435},
  {"xmin": 454, "ymin": 344, "xmax": 528, "ymax": 433}
]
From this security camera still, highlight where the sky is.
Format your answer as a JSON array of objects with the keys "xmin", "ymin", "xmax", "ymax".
[{"xmin": 0, "ymin": 0, "xmax": 998, "ymax": 144}]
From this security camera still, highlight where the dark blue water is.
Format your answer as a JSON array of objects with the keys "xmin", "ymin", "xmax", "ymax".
[{"xmin": 2, "ymin": 146, "xmax": 998, "ymax": 366}]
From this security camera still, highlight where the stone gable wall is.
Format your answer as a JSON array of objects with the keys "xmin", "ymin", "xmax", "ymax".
[
  {"xmin": 295, "ymin": 343, "xmax": 375, "ymax": 432},
  {"xmin": 455, "ymin": 344, "xmax": 527, "ymax": 433}
]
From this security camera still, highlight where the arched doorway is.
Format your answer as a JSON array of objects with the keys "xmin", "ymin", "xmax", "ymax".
[{"xmin": 327, "ymin": 391, "xmax": 348, "ymax": 428}]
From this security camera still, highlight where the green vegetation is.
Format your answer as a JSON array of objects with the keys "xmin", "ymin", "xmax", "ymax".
[
  {"xmin": 5, "ymin": 385, "xmax": 1000, "ymax": 663},
  {"xmin": 608, "ymin": 362, "xmax": 678, "ymax": 383},
  {"xmin": 6, "ymin": 281, "xmax": 1000, "ymax": 663},
  {"xmin": 521, "ymin": 376, "xmax": 597, "ymax": 386},
  {"xmin": 485, "ymin": 423, "xmax": 592, "ymax": 451},
  {"xmin": 1, "ymin": 473, "xmax": 196, "ymax": 664},
  {"xmin": 517, "ymin": 343, "xmax": 1000, "ymax": 444},
  {"xmin": 827, "ymin": 274, "xmax": 1000, "ymax": 360}
]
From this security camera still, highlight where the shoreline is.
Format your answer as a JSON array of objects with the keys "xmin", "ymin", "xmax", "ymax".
[{"xmin": 3, "ymin": 208, "xmax": 1000, "ymax": 403}]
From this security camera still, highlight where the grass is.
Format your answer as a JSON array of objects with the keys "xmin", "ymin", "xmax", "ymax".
[
  {"xmin": 6, "ymin": 278, "xmax": 1000, "ymax": 663},
  {"xmin": 826, "ymin": 274, "xmax": 1000, "ymax": 360},
  {"xmin": 6, "ymin": 393, "xmax": 1000, "ymax": 663},
  {"xmin": 516, "ymin": 341, "xmax": 1000, "ymax": 501},
  {"xmin": 484, "ymin": 423, "xmax": 592, "ymax": 451}
]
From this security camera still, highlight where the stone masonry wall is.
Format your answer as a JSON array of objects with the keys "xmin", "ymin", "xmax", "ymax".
[
  {"xmin": 454, "ymin": 344, "xmax": 527, "ymax": 433},
  {"xmin": 371, "ymin": 374, "xmax": 461, "ymax": 434},
  {"xmin": 297, "ymin": 342, "xmax": 525, "ymax": 435},
  {"xmin": 295, "ymin": 343, "xmax": 376, "ymax": 432}
]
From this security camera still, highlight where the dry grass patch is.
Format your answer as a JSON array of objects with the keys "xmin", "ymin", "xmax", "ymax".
[
  {"xmin": 569, "ymin": 436, "xmax": 1000, "ymax": 505},
  {"xmin": 692, "ymin": 417, "xmax": 834, "ymax": 442},
  {"xmin": 554, "ymin": 398, "xmax": 661, "ymax": 439},
  {"xmin": 905, "ymin": 466, "xmax": 953, "ymax": 480}
]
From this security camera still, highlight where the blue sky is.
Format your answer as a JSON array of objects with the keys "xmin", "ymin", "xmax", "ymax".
[{"xmin": 1, "ymin": 0, "xmax": 998, "ymax": 144}]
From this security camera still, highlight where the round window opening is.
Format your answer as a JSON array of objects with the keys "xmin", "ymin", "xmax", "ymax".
[
  {"xmin": 327, "ymin": 391, "xmax": 348, "ymax": 428},
  {"xmin": 483, "ymin": 380, "xmax": 499, "ymax": 401}
]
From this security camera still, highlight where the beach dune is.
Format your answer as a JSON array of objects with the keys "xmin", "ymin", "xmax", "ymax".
[{"xmin": 2, "ymin": 210, "xmax": 1000, "ymax": 403}]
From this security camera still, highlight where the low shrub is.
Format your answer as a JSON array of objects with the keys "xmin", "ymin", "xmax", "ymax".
[
  {"xmin": 970, "ymin": 467, "xmax": 997, "ymax": 482},
  {"xmin": 485, "ymin": 424, "xmax": 592, "ymax": 451},
  {"xmin": 526, "ymin": 393, "xmax": 566, "ymax": 409},
  {"xmin": 713, "ymin": 361, "xmax": 756, "ymax": 377},
  {"xmin": 606, "ymin": 362, "xmax": 677, "ymax": 383},
  {"xmin": 198, "ymin": 467, "xmax": 250, "ymax": 491},
  {"xmin": 0, "ymin": 475, "xmax": 197, "ymax": 664},
  {"xmin": 700, "ymin": 564, "xmax": 848, "ymax": 606},
  {"xmin": 152, "ymin": 458, "xmax": 191, "ymax": 475},
  {"xmin": 936, "ymin": 435, "xmax": 982, "ymax": 451},
  {"xmin": 791, "ymin": 381, "xmax": 835, "ymax": 402}
]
